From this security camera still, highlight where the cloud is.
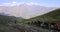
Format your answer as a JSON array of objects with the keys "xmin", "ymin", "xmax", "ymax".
[{"xmin": 12, "ymin": 1, "xmax": 17, "ymax": 4}]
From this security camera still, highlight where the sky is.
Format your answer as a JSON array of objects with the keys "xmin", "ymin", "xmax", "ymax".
[{"xmin": 0, "ymin": 0, "xmax": 60, "ymax": 7}]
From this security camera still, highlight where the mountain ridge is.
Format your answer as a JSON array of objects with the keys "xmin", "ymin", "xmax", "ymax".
[{"xmin": 0, "ymin": 4, "xmax": 57, "ymax": 19}]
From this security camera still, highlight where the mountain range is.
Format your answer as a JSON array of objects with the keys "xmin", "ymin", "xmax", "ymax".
[{"xmin": 0, "ymin": 3, "xmax": 57, "ymax": 19}]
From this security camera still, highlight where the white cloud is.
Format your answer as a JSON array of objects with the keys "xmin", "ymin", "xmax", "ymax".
[{"xmin": 12, "ymin": 1, "xmax": 17, "ymax": 4}]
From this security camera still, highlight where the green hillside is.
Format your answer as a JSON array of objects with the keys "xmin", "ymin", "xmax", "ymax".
[{"xmin": 25, "ymin": 8, "xmax": 60, "ymax": 24}]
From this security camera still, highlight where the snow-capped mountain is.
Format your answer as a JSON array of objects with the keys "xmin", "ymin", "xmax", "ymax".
[{"xmin": 0, "ymin": 3, "xmax": 56, "ymax": 19}]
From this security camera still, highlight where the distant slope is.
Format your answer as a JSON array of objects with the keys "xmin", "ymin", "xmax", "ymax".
[
  {"xmin": 0, "ymin": 15, "xmax": 25, "ymax": 25},
  {"xmin": 26, "ymin": 8, "xmax": 60, "ymax": 23}
]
